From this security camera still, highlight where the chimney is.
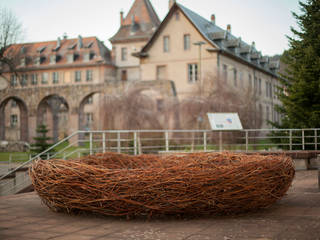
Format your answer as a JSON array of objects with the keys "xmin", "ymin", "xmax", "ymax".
[
  {"xmin": 57, "ymin": 37, "xmax": 61, "ymax": 48},
  {"xmin": 63, "ymin": 32, "xmax": 68, "ymax": 40},
  {"xmin": 169, "ymin": 0, "xmax": 176, "ymax": 10},
  {"xmin": 78, "ymin": 35, "xmax": 83, "ymax": 49},
  {"xmin": 120, "ymin": 10, "xmax": 124, "ymax": 26},
  {"xmin": 227, "ymin": 24, "xmax": 231, "ymax": 33},
  {"xmin": 211, "ymin": 14, "xmax": 215, "ymax": 25}
]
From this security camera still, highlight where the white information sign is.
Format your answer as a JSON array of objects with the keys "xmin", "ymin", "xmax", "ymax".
[{"xmin": 207, "ymin": 113, "xmax": 243, "ymax": 130}]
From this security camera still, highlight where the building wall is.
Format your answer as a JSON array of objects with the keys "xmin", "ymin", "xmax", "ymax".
[
  {"xmin": 113, "ymin": 41, "xmax": 147, "ymax": 81},
  {"xmin": 139, "ymin": 7, "xmax": 282, "ymax": 128},
  {"xmin": 140, "ymin": 9, "xmax": 218, "ymax": 97}
]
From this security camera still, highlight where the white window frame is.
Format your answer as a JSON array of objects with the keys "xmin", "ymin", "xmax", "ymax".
[{"xmin": 188, "ymin": 63, "xmax": 198, "ymax": 83}]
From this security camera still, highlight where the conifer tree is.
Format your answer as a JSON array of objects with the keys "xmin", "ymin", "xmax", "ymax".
[
  {"xmin": 32, "ymin": 124, "xmax": 52, "ymax": 155},
  {"xmin": 275, "ymin": 0, "xmax": 320, "ymax": 129}
]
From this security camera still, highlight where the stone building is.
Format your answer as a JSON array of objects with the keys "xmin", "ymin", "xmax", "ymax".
[
  {"xmin": 0, "ymin": 0, "xmax": 282, "ymax": 143},
  {"xmin": 0, "ymin": 36, "xmax": 115, "ymax": 142},
  {"xmin": 134, "ymin": 1, "xmax": 281, "ymax": 128},
  {"xmin": 109, "ymin": 0, "xmax": 160, "ymax": 82}
]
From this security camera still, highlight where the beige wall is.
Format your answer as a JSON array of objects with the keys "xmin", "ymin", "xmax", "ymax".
[
  {"xmin": 139, "ymin": 7, "xmax": 282, "ymax": 128},
  {"xmin": 140, "ymin": 9, "xmax": 218, "ymax": 97},
  {"xmin": 113, "ymin": 41, "xmax": 147, "ymax": 81}
]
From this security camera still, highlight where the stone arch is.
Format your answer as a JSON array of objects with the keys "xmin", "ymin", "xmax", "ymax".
[
  {"xmin": 37, "ymin": 94, "xmax": 69, "ymax": 142},
  {"xmin": 0, "ymin": 96, "xmax": 29, "ymax": 142},
  {"xmin": 79, "ymin": 91, "xmax": 103, "ymax": 131}
]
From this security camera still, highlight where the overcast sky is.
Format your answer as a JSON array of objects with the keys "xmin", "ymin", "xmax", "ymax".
[{"xmin": 2, "ymin": 0, "xmax": 304, "ymax": 56}]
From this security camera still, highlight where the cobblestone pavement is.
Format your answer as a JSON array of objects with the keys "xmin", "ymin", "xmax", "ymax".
[{"xmin": 0, "ymin": 170, "xmax": 319, "ymax": 240}]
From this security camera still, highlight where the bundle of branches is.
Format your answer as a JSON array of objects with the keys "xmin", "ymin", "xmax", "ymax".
[{"xmin": 30, "ymin": 152, "xmax": 295, "ymax": 217}]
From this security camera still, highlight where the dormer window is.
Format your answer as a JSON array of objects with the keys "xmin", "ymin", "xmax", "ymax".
[
  {"xmin": 34, "ymin": 56, "xmax": 40, "ymax": 66},
  {"xmin": 20, "ymin": 58, "xmax": 26, "ymax": 67},
  {"xmin": 67, "ymin": 54, "xmax": 74, "ymax": 63},
  {"xmin": 50, "ymin": 55, "xmax": 56, "ymax": 64},
  {"xmin": 83, "ymin": 52, "xmax": 90, "ymax": 62}
]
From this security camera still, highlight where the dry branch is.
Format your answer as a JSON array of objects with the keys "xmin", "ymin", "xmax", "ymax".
[{"xmin": 30, "ymin": 152, "xmax": 295, "ymax": 217}]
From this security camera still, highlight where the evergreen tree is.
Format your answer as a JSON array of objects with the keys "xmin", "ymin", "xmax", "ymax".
[
  {"xmin": 275, "ymin": 0, "xmax": 320, "ymax": 129},
  {"xmin": 32, "ymin": 124, "xmax": 52, "ymax": 156}
]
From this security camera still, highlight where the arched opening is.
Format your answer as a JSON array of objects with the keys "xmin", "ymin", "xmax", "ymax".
[
  {"xmin": 79, "ymin": 92, "xmax": 104, "ymax": 131},
  {"xmin": 37, "ymin": 95, "xmax": 69, "ymax": 142},
  {"xmin": 0, "ymin": 97, "xmax": 29, "ymax": 142}
]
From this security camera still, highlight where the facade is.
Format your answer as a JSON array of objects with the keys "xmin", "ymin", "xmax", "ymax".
[
  {"xmin": 134, "ymin": 2, "xmax": 281, "ymax": 128},
  {"xmin": 109, "ymin": 0, "xmax": 160, "ymax": 82},
  {"xmin": 0, "ymin": 36, "xmax": 115, "ymax": 141},
  {"xmin": 0, "ymin": 0, "xmax": 282, "ymax": 143}
]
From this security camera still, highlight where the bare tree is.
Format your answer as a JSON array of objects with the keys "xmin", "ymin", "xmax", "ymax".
[{"xmin": 0, "ymin": 7, "xmax": 23, "ymax": 74}]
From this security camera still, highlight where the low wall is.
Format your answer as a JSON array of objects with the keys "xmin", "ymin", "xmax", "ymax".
[{"xmin": 0, "ymin": 141, "xmax": 29, "ymax": 152}]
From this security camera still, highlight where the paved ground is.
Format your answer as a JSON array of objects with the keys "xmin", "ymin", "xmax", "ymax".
[{"xmin": 0, "ymin": 170, "xmax": 320, "ymax": 240}]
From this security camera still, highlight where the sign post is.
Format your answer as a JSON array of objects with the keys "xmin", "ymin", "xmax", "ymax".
[{"xmin": 207, "ymin": 113, "xmax": 243, "ymax": 152}]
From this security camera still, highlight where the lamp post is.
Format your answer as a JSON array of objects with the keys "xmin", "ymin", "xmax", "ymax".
[{"xmin": 193, "ymin": 41, "xmax": 206, "ymax": 94}]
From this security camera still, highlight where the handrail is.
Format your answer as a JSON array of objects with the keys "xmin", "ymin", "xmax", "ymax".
[{"xmin": 0, "ymin": 131, "xmax": 79, "ymax": 181}]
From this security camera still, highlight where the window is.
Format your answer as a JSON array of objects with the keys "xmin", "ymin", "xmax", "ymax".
[
  {"xmin": 269, "ymin": 83, "xmax": 273, "ymax": 98},
  {"xmin": 274, "ymin": 84, "xmax": 277, "ymax": 99},
  {"xmin": 10, "ymin": 75, "xmax": 18, "ymax": 87},
  {"xmin": 85, "ymin": 113, "xmax": 93, "ymax": 127},
  {"xmin": 31, "ymin": 74, "xmax": 38, "ymax": 85},
  {"xmin": 223, "ymin": 64, "xmax": 228, "ymax": 82},
  {"xmin": 121, "ymin": 70, "xmax": 127, "ymax": 81},
  {"xmin": 156, "ymin": 66, "xmax": 167, "ymax": 80},
  {"xmin": 83, "ymin": 52, "xmax": 90, "ymax": 62},
  {"xmin": 266, "ymin": 81, "xmax": 269, "ymax": 97},
  {"xmin": 52, "ymin": 72, "xmax": 59, "ymax": 84},
  {"xmin": 248, "ymin": 74, "xmax": 252, "ymax": 89},
  {"xmin": 233, "ymin": 68, "xmax": 237, "ymax": 86},
  {"xmin": 258, "ymin": 78, "xmax": 262, "ymax": 95},
  {"xmin": 87, "ymin": 96, "xmax": 93, "ymax": 104},
  {"xmin": 163, "ymin": 36, "xmax": 169, "ymax": 52},
  {"xmin": 239, "ymin": 72, "xmax": 243, "ymax": 87},
  {"xmin": 67, "ymin": 54, "xmax": 74, "ymax": 63},
  {"xmin": 184, "ymin": 34, "xmax": 190, "ymax": 50},
  {"xmin": 21, "ymin": 74, "xmax": 28, "ymax": 87},
  {"xmin": 86, "ymin": 70, "xmax": 93, "ymax": 82},
  {"xmin": 10, "ymin": 114, "xmax": 18, "ymax": 127},
  {"xmin": 188, "ymin": 63, "xmax": 198, "ymax": 83},
  {"xmin": 50, "ymin": 55, "xmax": 56, "ymax": 64},
  {"xmin": 266, "ymin": 106, "xmax": 270, "ymax": 121},
  {"xmin": 11, "ymin": 100, "xmax": 17, "ymax": 108},
  {"xmin": 254, "ymin": 76, "xmax": 257, "ymax": 93},
  {"xmin": 121, "ymin": 47, "xmax": 127, "ymax": 61},
  {"xmin": 41, "ymin": 72, "xmax": 48, "ymax": 84},
  {"xmin": 75, "ymin": 71, "xmax": 81, "ymax": 82}
]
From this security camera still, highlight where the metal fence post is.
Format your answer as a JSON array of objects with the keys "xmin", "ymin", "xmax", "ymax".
[
  {"xmin": 203, "ymin": 131, "xmax": 207, "ymax": 152},
  {"xmin": 117, "ymin": 132, "xmax": 121, "ymax": 153},
  {"xmin": 165, "ymin": 131, "xmax": 169, "ymax": 152},
  {"xmin": 89, "ymin": 132, "xmax": 93, "ymax": 155},
  {"xmin": 102, "ymin": 132, "xmax": 106, "ymax": 153},
  {"xmin": 245, "ymin": 131, "xmax": 248, "ymax": 152},
  {"xmin": 289, "ymin": 130, "xmax": 292, "ymax": 151},
  {"xmin": 302, "ymin": 129, "xmax": 305, "ymax": 150},
  {"xmin": 134, "ymin": 132, "xmax": 137, "ymax": 155},
  {"xmin": 219, "ymin": 131, "xmax": 222, "ymax": 152},
  {"xmin": 315, "ymin": 129, "xmax": 317, "ymax": 151}
]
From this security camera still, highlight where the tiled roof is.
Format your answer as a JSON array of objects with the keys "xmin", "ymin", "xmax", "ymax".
[
  {"xmin": 3, "ymin": 36, "xmax": 112, "ymax": 71},
  {"xmin": 140, "ymin": 3, "xmax": 279, "ymax": 77},
  {"xmin": 176, "ymin": 3, "xmax": 279, "ymax": 76},
  {"xmin": 110, "ymin": 0, "xmax": 160, "ymax": 43}
]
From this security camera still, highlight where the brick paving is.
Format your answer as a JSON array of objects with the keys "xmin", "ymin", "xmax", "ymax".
[{"xmin": 0, "ymin": 170, "xmax": 320, "ymax": 240}]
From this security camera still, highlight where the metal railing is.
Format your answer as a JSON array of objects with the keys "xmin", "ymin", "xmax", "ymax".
[{"xmin": 0, "ymin": 128, "xmax": 319, "ymax": 195}]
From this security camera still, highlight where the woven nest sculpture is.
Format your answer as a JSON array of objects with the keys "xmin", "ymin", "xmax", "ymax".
[{"xmin": 30, "ymin": 152, "xmax": 295, "ymax": 217}]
